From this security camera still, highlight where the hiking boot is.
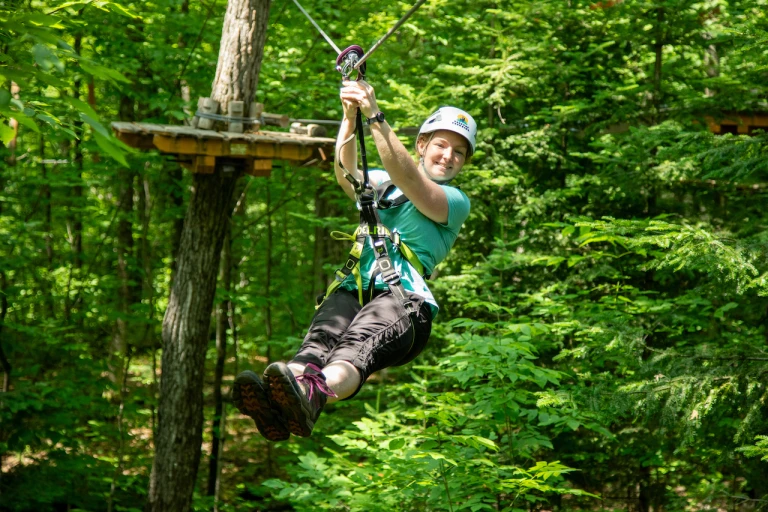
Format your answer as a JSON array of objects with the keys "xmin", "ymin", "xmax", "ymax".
[
  {"xmin": 264, "ymin": 362, "xmax": 336, "ymax": 437},
  {"xmin": 232, "ymin": 370, "xmax": 290, "ymax": 442}
]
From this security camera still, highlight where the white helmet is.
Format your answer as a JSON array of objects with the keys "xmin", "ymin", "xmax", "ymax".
[{"xmin": 417, "ymin": 106, "xmax": 477, "ymax": 155}]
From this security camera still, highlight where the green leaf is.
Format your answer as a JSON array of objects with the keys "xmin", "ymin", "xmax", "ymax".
[
  {"xmin": 16, "ymin": 13, "xmax": 64, "ymax": 27},
  {"xmin": 80, "ymin": 113, "xmax": 110, "ymax": 139},
  {"xmin": 714, "ymin": 302, "xmax": 738, "ymax": 319},
  {"xmin": 66, "ymin": 96, "xmax": 100, "ymax": 121},
  {"xmin": 93, "ymin": 131, "xmax": 128, "ymax": 167},
  {"xmin": 2, "ymin": 110, "xmax": 40, "ymax": 133},
  {"xmin": 32, "ymin": 44, "xmax": 64, "ymax": 72},
  {"xmin": 80, "ymin": 62, "xmax": 131, "ymax": 84},
  {"xmin": 389, "ymin": 438, "xmax": 406, "ymax": 450},
  {"xmin": 0, "ymin": 123, "xmax": 14, "ymax": 145},
  {"xmin": 106, "ymin": 2, "xmax": 141, "ymax": 18}
]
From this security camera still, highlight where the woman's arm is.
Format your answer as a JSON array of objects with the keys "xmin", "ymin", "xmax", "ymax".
[{"xmin": 339, "ymin": 80, "xmax": 449, "ymax": 224}]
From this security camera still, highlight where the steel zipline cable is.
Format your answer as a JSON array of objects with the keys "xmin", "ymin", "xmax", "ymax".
[
  {"xmin": 290, "ymin": 0, "xmax": 429, "ymax": 70},
  {"xmin": 289, "ymin": 0, "xmax": 429, "ymax": 192},
  {"xmin": 353, "ymin": 0, "xmax": 428, "ymax": 71},
  {"xmin": 290, "ymin": 0, "xmax": 342, "ymax": 55}
]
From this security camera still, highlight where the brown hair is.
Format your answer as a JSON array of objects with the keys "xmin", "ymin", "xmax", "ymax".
[{"xmin": 416, "ymin": 132, "xmax": 473, "ymax": 164}]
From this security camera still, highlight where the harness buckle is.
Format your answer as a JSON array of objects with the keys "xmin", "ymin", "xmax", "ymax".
[
  {"xmin": 392, "ymin": 229, "xmax": 401, "ymax": 249},
  {"xmin": 382, "ymin": 270, "xmax": 401, "ymax": 287},
  {"xmin": 345, "ymin": 173, "xmax": 362, "ymax": 191}
]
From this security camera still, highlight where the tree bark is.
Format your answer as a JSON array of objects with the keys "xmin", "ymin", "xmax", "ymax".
[
  {"xmin": 72, "ymin": 31, "xmax": 85, "ymax": 271},
  {"xmin": 147, "ymin": 1, "xmax": 270, "ymax": 506},
  {"xmin": 169, "ymin": 166, "xmax": 185, "ymax": 280},
  {"xmin": 0, "ymin": 271, "xmax": 9, "ymax": 393},
  {"xmin": 111, "ymin": 95, "xmax": 138, "ymax": 387},
  {"xmin": 207, "ymin": 225, "xmax": 231, "ymax": 501},
  {"xmin": 148, "ymin": 168, "xmax": 241, "ymax": 511},
  {"xmin": 210, "ymin": 0, "xmax": 270, "ymax": 115},
  {"xmin": 39, "ymin": 134, "xmax": 57, "ymax": 319},
  {"xmin": 652, "ymin": 7, "xmax": 664, "ymax": 124}
]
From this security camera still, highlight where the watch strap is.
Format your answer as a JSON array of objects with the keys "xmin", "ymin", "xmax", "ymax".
[{"xmin": 366, "ymin": 112, "xmax": 385, "ymax": 125}]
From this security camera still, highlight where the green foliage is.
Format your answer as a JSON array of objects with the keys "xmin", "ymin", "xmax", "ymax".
[
  {"xmin": 3, "ymin": 0, "xmax": 768, "ymax": 509},
  {"xmin": 739, "ymin": 436, "xmax": 768, "ymax": 462}
]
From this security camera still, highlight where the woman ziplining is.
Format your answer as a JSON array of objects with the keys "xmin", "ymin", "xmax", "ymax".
[{"xmin": 231, "ymin": 0, "xmax": 478, "ymax": 441}]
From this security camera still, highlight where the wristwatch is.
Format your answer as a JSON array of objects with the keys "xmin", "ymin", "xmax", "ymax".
[{"xmin": 366, "ymin": 111, "xmax": 385, "ymax": 125}]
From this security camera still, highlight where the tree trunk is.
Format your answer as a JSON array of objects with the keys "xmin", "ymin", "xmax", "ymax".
[
  {"xmin": 0, "ymin": 271, "xmax": 9, "ymax": 393},
  {"xmin": 39, "ymin": 134, "xmax": 57, "ymax": 319},
  {"xmin": 40, "ymin": 135, "xmax": 53, "ymax": 269},
  {"xmin": 72, "ymin": 31, "xmax": 84, "ymax": 271},
  {"xmin": 207, "ymin": 225, "xmax": 231, "ymax": 501},
  {"xmin": 169, "ymin": 166, "xmax": 185, "ymax": 280},
  {"xmin": 147, "ymin": 1, "xmax": 270, "ymax": 506},
  {"xmin": 147, "ymin": 168, "xmax": 241, "ymax": 511},
  {"xmin": 111, "ymin": 95, "xmax": 138, "ymax": 387},
  {"xmin": 0, "ymin": 270, "xmax": 9, "ymax": 481},
  {"xmin": 652, "ymin": 7, "xmax": 664, "ymax": 124},
  {"xmin": 210, "ymin": 0, "xmax": 270, "ymax": 115}
]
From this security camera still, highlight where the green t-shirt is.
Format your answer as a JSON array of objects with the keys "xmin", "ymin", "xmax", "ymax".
[{"xmin": 340, "ymin": 169, "xmax": 471, "ymax": 317}]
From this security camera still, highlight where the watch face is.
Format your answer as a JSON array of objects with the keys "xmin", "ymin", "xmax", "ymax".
[{"xmin": 376, "ymin": 112, "xmax": 385, "ymax": 122}]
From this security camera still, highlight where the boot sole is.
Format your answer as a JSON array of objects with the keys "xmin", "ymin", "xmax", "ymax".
[
  {"xmin": 264, "ymin": 363, "xmax": 314, "ymax": 437},
  {"xmin": 232, "ymin": 370, "xmax": 290, "ymax": 442}
]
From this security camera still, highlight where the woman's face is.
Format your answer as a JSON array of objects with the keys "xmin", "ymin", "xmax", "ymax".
[{"xmin": 417, "ymin": 130, "xmax": 470, "ymax": 182}]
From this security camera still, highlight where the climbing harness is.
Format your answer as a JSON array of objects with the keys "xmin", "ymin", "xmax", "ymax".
[
  {"xmin": 320, "ymin": 180, "xmax": 427, "ymax": 312},
  {"xmin": 290, "ymin": 0, "xmax": 430, "ymax": 321}
]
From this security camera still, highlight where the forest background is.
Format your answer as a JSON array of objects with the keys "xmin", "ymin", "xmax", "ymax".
[{"xmin": 2, "ymin": 0, "xmax": 768, "ymax": 510}]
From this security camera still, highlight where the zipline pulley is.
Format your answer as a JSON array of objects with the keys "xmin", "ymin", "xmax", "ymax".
[{"xmin": 336, "ymin": 45, "xmax": 366, "ymax": 81}]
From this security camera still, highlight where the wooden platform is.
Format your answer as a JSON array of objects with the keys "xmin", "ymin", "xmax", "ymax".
[
  {"xmin": 111, "ymin": 122, "xmax": 336, "ymax": 177},
  {"xmin": 707, "ymin": 112, "xmax": 768, "ymax": 135}
]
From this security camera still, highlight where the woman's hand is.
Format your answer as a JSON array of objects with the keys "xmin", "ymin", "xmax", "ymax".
[{"xmin": 339, "ymin": 80, "xmax": 379, "ymax": 119}]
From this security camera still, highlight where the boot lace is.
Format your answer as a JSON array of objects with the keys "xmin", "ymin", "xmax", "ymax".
[{"xmin": 296, "ymin": 363, "xmax": 337, "ymax": 400}]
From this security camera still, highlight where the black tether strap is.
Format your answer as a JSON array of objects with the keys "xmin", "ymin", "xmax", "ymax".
[{"xmin": 355, "ymin": 108, "xmax": 370, "ymax": 190}]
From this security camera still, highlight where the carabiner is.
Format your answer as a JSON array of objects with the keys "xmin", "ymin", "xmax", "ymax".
[{"xmin": 336, "ymin": 45, "xmax": 366, "ymax": 81}]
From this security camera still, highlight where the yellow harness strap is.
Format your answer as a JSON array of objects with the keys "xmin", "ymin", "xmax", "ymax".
[{"xmin": 318, "ymin": 226, "xmax": 426, "ymax": 309}]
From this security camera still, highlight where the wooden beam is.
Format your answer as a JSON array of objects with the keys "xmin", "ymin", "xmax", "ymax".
[
  {"xmin": 193, "ymin": 155, "xmax": 216, "ymax": 174},
  {"xmin": 116, "ymin": 131, "xmax": 155, "ymax": 150},
  {"xmin": 152, "ymin": 134, "xmax": 314, "ymax": 161},
  {"xmin": 248, "ymin": 159, "xmax": 272, "ymax": 177}
]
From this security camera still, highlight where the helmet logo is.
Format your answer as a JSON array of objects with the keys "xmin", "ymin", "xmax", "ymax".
[{"xmin": 452, "ymin": 114, "xmax": 470, "ymax": 132}]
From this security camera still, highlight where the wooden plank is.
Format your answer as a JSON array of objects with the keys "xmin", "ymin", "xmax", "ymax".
[
  {"xmin": 192, "ymin": 155, "xmax": 216, "ymax": 174},
  {"xmin": 247, "ymin": 159, "xmax": 272, "ymax": 177},
  {"xmin": 228, "ymin": 101, "xmax": 244, "ymax": 133},
  {"xmin": 197, "ymin": 98, "xmax": 218, "ymax": 130},
  {"xmin": 161, "ymin": 125, "xmax": 225, "ymax": 139},
  {"xmin": 152, "ymin": 134, "xmax": 316, "ymax": 161},
  {"xmin": 247, "ymin": 102, "xmax": 263, "ymax": 133},
  {"xmin": 262, "ymin": 112, "xmax": 290, "ymax": 128},
  {"xmin": 115, "ymin": 131, "xmax": 155, "ymax": 150},
  {"xmin": 111, "ymin": 121, "xmax": 140, "ymax": 133},
  {"xmin": 748, "ymin": 114, "xmax": 768, "ymax": 127}
]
